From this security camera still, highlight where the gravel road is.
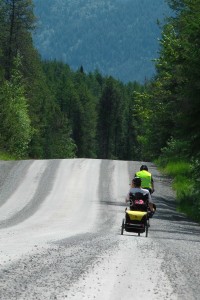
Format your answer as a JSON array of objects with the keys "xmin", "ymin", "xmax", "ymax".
[{"xmin": 0, "ymin": 159, "xmax": 199, "ymax": 300}]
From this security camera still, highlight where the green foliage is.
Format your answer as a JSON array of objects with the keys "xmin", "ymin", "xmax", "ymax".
[
  {"xmin": 1, "ymin": 0, "xmax": 143, "ymax": 161},
  {"xmin": 159, "ymin": 137, "xmax": 190, "ymax": 165},
  {"xmin": 161, "ymin": 1, "xmax": 200, "ymax": 155},
  {"xmin": 45, "ymin": 107, "xmax": 77, "ymax": 159},
  {"xmin": 42, "ymin": 62, "xmax": 98, "ymax": 158},
  {"xmin": 77, "ymin": 86, "xmax": 97, "ymax": 158},
  {"xmin": 164, "ymin": 161, "xmax": 191, "ymax": 177},
  {"xmin": 134, "ymin": 1, "xmax": 200, "ymax": 159},
  {"xmin": 131, "ymin": 0, "xmax": 200, "ymax": 221},
  {"xmin": 41, "ymin": 61, "xmax": 144, "ymax": 160},
  {"xmin": 2, "ymin": 0, "xmax": 36, "ymax": 79},
  {"xmin": 97, "ymin": 77, "xmax": 127, "ymax": 159},
  {"xmin": 158, "ymin": 159, "xmax": 200, "ymax": 222},
  {"xmin": 0, "ymin": 55, "xmax": 32, "ymax": 158},
  {"xmin": 0, "ymin": 151, "xmax": 17, "ymax": 160}
]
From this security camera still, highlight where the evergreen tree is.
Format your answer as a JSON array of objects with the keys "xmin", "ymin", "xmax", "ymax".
[
  {"xmin": 0, "ymin": 0, "xmax": 6, "ymax": 79},
  {"xmin": 43, "ymin": 61, "xmax": 98, "ymax": 158},
  {"xmin": 125, "ymin": 81, "xmax": 144, "ymax": 160},
  {"xmin": 2, "ymin": 0, "xmax": 35, "ymax": 79},
  {"xmin": 98, "ymin": 77, "xmax": 126, "ymax": 159},
  {"xmin": 0, "ymin": 54, "xmax": 32, "ymax": 157},
  {"xmin": 76, "ymin": 83, "xmax": 97, "ymax": 158},
  {"xmin": 45, "ymin": 105, "xmax": 76, "ymax": 159}
]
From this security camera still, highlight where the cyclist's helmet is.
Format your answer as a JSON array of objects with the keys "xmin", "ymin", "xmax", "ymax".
[
  {"xmin": 140, "ymin": 165, "xmax": 148, "ymax": 171},
  {"xmin": 133, "ymin": 177, "xmax": 142, "ymax": 186}
]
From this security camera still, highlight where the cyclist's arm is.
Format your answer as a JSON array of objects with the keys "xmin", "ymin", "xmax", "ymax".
[{"xmin": 151, "ymin": 176, "xmax": 155, "ymax": 192}]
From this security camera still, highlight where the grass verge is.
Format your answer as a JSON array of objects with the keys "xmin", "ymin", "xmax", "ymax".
[
  {"xmin": 0, "ymin": 151, "xmax": 17, "ymax": 160},
  {"xmin": 156, "ymin": 159, "xmax": 200, "ymax": 223}
]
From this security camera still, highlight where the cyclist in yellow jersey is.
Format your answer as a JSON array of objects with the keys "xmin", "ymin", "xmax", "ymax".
[
  {"xmin": 135, "ymin": 165, "xmax": 155, "ymax": 194},
  {"xmin": 135, "ymin": 165, "xmax": 156, "ymax": 216}
]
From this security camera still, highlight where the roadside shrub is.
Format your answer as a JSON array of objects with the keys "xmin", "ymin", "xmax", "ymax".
[
  {"xmin": 156, "ymin": 158, "xmax": 200, "ymax": 222},
  {"xmin": 159, "ymin": 137, "xmax": 190, "ymax": 166},
  {"xmin": 165, "ymin": 161, "xmax": 191, "ymax": 177}
]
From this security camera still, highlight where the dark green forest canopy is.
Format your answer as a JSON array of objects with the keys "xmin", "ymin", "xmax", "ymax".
[{"xmin": 32, "ymin": 0, "xmax": 171, "ymax": 83}]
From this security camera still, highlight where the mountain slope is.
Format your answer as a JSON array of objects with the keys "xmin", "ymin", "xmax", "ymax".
[{"xmin": 33, "ymin": 0, "xmax": 171, "ymax": 82}]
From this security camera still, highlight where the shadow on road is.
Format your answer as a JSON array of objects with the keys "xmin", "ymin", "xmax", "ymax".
[
  {"xmin": 151, "ymin": 195, "xmax": 200, "ymax": 239},
  {"xmin": 99, "ymin": 194, "xmax": 200, "ymax": 240},
  {"xmin": 100, "ymin": 200, "xmax": 126, "ymax": 207}
]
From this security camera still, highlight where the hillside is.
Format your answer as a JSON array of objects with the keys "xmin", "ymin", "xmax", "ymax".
[{"xmin": 33, "ymin": 0, "xmax": 171, "ymax": 82}]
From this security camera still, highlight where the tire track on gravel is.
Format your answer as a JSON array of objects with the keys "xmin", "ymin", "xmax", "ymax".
[
  {"xmin": 0, "ymin": 159, "xmax": 121, "ymax": 299},
  {"xmin": 97, "ymin": 159, "xmax": 118, "ymax": 230},
  {"xmin": 0, "ymin": 231, "xmax": 119, "ymax": 300},
  {"xmin": 0, "ymin": 161, "xmax": 32, "ymax": 208},
  {"xmin": 0, "ymin": 160, "xmax": 60, "ymax": 229}
]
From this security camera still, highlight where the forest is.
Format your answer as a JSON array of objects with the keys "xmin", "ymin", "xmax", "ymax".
[{"xmin": 0, "ymin": 0, "xmax": 199, "ymax": 221}]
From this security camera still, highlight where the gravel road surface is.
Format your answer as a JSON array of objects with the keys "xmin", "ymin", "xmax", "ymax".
[{"xmin": 0, "ymin": 159, "xmax": 199, "ymax": 300}]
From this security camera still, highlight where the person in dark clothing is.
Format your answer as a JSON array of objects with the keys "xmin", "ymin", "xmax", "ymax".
[{"xmin": 126, "ymin": 177, "xmax": 156, "ymax": 215}]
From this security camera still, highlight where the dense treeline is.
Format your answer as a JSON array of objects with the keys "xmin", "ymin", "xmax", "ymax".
[
  {"xmin": 133, "ymin": 0, "xmax": 200, "ymax": 220},
  {"xmin": 0, "ymin": 0, "xmax": 142, "ymax": 160},
  {"xmin": 0, "ymin": 0, "xmax": 76, "ymax": 159},
  {"xmin": 42, "ymin": 61, "xmax": 142, "ymax": 160},
  {"xmin": 134, "ymin": 0, "xmax": 200, "ymax": 160}
]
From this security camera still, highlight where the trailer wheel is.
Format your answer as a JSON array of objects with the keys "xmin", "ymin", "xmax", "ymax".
[
  {"xmin": 145, "ymin": 219, "xmax": 149, "ymax": 237},
  {"xmin": 121, "ymin": 219, "xmax": 125, "ymax": 235}
]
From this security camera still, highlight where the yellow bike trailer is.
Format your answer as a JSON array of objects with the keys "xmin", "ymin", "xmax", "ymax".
[{"xmin": 121, "ymin": 209, "xmax": 149, "ymax": 237}]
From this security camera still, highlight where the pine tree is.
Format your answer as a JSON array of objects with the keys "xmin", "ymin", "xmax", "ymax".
[
  {"xmin": 76, "ymin": 83, "xmax": 97, "ymax": 158},
  {"xmin": 0, "ymin": 54, "xmax": 32, "ymax": 158},
  {"xmin": 97, "ymin": 77, "xmax": 126, "ymax": 159},
  {"xmin": 2, "ymin": 0, "xmax": 35, "ymax": 79}
]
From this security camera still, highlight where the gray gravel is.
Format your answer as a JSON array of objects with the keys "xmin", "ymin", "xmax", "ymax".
[{"xmin": 0, "ymin": 159, "xmax": 199, "ymax": 300}]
